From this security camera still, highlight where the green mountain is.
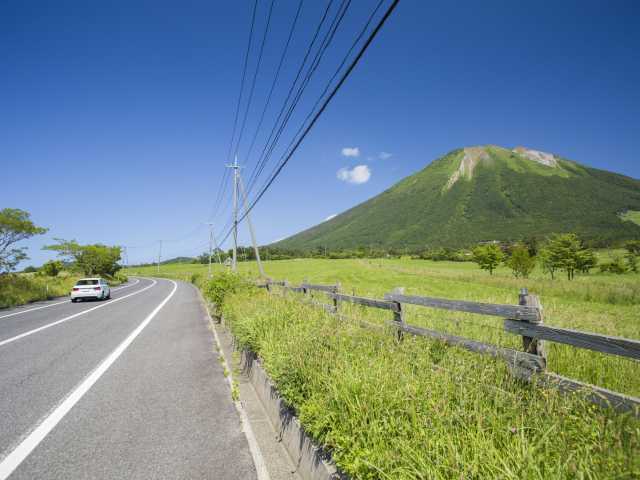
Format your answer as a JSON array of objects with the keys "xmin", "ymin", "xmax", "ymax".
[{"xmin": 275, "ymin": 145, "xmax": 640, "ymax": 250}]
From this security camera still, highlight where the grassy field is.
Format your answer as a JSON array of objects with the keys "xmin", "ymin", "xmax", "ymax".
[
  {"xmin": 0, "ymin": 271, "xmax": 127, "ymax": 309},
  {"xmin": 128, "ymin": 258, "xmax": 640, "ymax": 394},
  {"xmin": 128, "ymin": 259, "xmax": 639, "ymax": 477}
]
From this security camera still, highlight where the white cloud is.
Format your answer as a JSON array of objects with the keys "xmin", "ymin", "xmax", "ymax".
[
  {"xmin": 336, "ymin": 165, "xmax": 371, "ymax": 184},
  {"xmin": 324, "ymin": 214, "xmax": 337, "ymax": 221},
  {"xmin": 378, "ymin": 151, "xmax": 392, "ymax": 160},
  {"xmin": 341, "ymin": 147, "xmax": 360, "ymax": 157}
]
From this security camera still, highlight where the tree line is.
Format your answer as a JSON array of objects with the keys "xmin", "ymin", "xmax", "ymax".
[{"xmin": 472, "ymin": 233, "xmax": 639, "ymax": 280}]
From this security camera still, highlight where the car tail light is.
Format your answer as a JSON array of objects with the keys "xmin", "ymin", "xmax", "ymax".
[
  {"xmin": 72, "ymin": 288, "xmax": 79, "ymax": 291},
  {"xmin": 94, "ymin": 287, "xmax": 101, "ymax": 291}
]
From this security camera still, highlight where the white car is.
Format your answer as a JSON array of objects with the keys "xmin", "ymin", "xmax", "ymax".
[{"xmin": 70, "ymin": 278, "xmax": 111, "ymax": 302}]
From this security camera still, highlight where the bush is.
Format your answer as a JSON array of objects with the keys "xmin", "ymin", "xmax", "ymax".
[
  {"xmin": 40, "ymin": 260, "xmax": 63, "ymax": 277},
  {"xmin": 111, "ymin": 271, "xmax": 129, "ymax": 284},
  {"xmin": 505, "ymin": 244, "xmax": 536, "ymax": 278},
  {"xmin": 472, "ymin": 244, "xmax": 504, "ymax": 275},
  {"xmin": 202, "ymin": 271, "xmax": 253, "ymax": 310},
  {"xmin": 22, "ymin": 266, "xmax": 37, "ymax": 273},
  {"xmin": 599, "ymin": 255, "xmax": 629, "ymax": 274}
]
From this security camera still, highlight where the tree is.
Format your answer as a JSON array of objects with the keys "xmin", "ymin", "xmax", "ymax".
[
  {"xmin": 505, "ymin": 243, "xmax": 536, "ymax": 278},
  {"xmin": 538, "ymin": 247, "xmax": 558, "ymax": 280},
  {"xmin": 472, "ymin": 244, "xmax": 504, "ymax": 275},
  {"xmin": 541, "ymin": 233, "xmax": 596, "ymax": 280},
  {"xmin": 0, "ymin": 208, "xmax": 48, "ymax": 274},
  {"xmin": 624, "ymin": 241, "xmax": 639, "ymax": 273},
  {"xmin": 44, "ymin": 239, "xmax": 121, "ymax": 276},
  {"xmin": 625, "ymin": 240, "xmax": 640, "ymax": 256},
  {"xmin": 41, "ymin": 260, "xmax": 64, "ymax": 277}
]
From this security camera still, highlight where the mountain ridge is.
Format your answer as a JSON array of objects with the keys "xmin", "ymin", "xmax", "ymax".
[{"xmin": 273, "ymin": 145, "xmax": 640, "ymax": 249}]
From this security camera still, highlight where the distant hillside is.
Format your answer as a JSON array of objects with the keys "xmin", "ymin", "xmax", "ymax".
[
  {"xmin": 161, "ymin": 256, "xmax": 196, "ymax": 265},
  {"xmin": 274, "ymin": 146, "xmax": 640, "ymax": 250}
]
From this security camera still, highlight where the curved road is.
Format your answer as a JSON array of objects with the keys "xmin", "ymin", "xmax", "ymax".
[{"xmin": 0, "ymin": 278, "xmax": 256, "ymax": 479}]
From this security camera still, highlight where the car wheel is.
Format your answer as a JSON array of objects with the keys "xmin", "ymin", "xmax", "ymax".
[{"xmin": 71, "ymin": 298, "xmax": 77, "ymax": 303}]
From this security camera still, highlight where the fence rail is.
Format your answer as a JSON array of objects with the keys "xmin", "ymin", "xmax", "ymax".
[{"xmin": 259, "ymin": 278, "xmax": 640, "ymax": 416}]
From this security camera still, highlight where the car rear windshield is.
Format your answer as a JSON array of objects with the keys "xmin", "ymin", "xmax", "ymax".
[{"xmin": 76, "ymin": 279, "xmax": 99, "ymax": 286}]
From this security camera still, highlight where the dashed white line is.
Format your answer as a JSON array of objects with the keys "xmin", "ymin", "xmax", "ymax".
[
  {"xmin": 0, "ymin": 280, "xmax": 178, "ymax": 480},
  {"xmin": 0, "ymin": 278, "xmax": 141, "ymax": 320},
  {"xmin": 0, "ymin": 279, "xmax": 157, "ymax": 347}
]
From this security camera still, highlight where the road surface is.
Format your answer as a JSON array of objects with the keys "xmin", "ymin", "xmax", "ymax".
[{"xmin": 0, "ymin": 277, "xmax": 257, "ymax": 479}]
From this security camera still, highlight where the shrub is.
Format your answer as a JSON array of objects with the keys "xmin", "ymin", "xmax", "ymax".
[
  {"xmin": 472, "ymin": 244, "xmax": 504, "ymax": 275},
  {"xmin": 600, "ymin": 255, "xmax": 629, "ymax": 274},
  {"xmin": 40, "ymin": 260, "xmax": 63, "ymax": 277},
  {"xmin": 505, "ymin": 244, "xmax": 536, "ymax": 278},
  {"xmin": 202, "ymin": 271, "xmax": 253, "ymax": 310}
]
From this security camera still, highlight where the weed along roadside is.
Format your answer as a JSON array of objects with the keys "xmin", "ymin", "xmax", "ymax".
[{"xmin": 171, "ymin": 269, "xmax": 639, "ymax": 479}]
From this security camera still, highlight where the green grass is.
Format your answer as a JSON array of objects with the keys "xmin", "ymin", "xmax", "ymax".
[
  {"xmin": 0, "ymin": 271, "xmax": 127, "ymax": 309},
  {"xmin": 129, "ymin": 259, "xmax": 640, "ymax": 477},
  {"xmin": 130, "ymin": 258, "xmax": 640, "ymax": 395},
  {"xmin": 621, "ymin": 210, "xmax": 640, "ymax": 226},
  {"xmin": 222, "ymin": 288, "xmax": 639, "ymax": 479}
]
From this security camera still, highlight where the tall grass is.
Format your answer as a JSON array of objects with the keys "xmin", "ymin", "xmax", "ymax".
[
  {"xmin": 129, "ymin": 258, "xmax": 640, "ymax": 394},
  {"xmin": 222, "ymin": 289, "xmax": 639, "ymax": 479},
  {"xmin": 0, "ymin": 273, "xmax": 77, "ymax": 308},
  {"xmin": 0, "ymin": 271, "xmax": 128, "ymax": 309}
]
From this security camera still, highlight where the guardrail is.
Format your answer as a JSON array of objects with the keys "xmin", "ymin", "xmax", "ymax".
[{"xmin": 258, "ymin": 279, "xmax": 640, "ymax": 417}]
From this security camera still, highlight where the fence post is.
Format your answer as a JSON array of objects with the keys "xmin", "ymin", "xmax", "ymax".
[
  {"xmin": 302, "ymin": 278, "xmax": 309, "ymax": 296},
  {"xmin": 283, "ymin": 280, "xmax": 289, "ymax": 296},
  {"xmin": 265, "ymin": 279, "xmax": 271, "ymax": 293},
  {"xmin": 332, "ymin": 282, "xmax": 341, "ymax": 313},
  {"xmin": 518, "ymin": 288, "xmax": 546, "ymax": 359},
  {"xmin": 391, "ymin": 287, "xmax": 405, "ymax": 341}
]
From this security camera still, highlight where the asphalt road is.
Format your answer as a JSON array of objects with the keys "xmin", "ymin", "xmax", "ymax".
[{"xmin": 0, "ymin": 277, "xmax": 256, "ymax": 479}]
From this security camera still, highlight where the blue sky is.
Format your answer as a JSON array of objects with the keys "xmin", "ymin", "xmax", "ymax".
[{"xmin": 2, "ymin": 0, "xmax": 639, "ymax": 267}]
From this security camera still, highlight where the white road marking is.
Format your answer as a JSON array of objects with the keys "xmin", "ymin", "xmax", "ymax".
[
  {"xmin": 0, "ymin": 278, "xmax": 141, "ymax": 320},
  {"xmin": 0, "ymin": 280, "xmax": 178, "ymax": 480},
  {"xmin": 0, "ymin": 279, "xmax": 157, "ymax": 347}
]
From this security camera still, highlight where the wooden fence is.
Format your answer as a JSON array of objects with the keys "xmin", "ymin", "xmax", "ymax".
[{"xmin": 258, "ymin": 279, "xmax": 640, "ymax": 417}]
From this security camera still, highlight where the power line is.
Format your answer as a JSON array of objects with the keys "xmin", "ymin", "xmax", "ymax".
[
  {"xmin": 243, "ymin": 0, "xmax": 338, "ymax": 195},
  {"xmin": 243, "ymin": 0, "xmax": 305, "ymax": 165},
  {"xmin": 245, "ymin": 0, "xmax": 352, "ymax": 197},
  {"xmin": 255, "ymin": 0, "xmax": 386, "ymax": 198},
  {"xmin": 220, "ymin": 0, "xmax": 400, "ymax": 245},
  {"xmin": 225, "ymin": 0, "xmax": 259, "ymax": 165},
  {"xmin": 232, "ymin": 0, "xmax": 276, "ymax": 161}
]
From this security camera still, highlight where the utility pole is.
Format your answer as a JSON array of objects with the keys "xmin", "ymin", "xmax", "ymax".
[
  {"xmin": 226, "ymin": 156, "xmax": 240, "ymax": 272},
  {"xmin": 238, "ymin": 173, "xmax": 265, "ymax": 277},
  {"xmin": 204, "ymin": 222, "xmax": 222, "ymax": 278},
  {"xmin": 157, "ymin": 240, "xmax": 162, "ymax": 274}
]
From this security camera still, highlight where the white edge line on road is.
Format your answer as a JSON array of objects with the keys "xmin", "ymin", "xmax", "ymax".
[
  {"xmin": 0, "ymin": 278, "xmax": 141, "ymax": 320},
  {"xmin": 0, "ymin": 279, "xmax": 156, "ymax": 347},
  {"xmin": 0, "ymin": 280, "xmax": 178, "ymax": 480},
  {"xmin": 195, "ymin": 286, "xmax": 271, "ymax": 480}
]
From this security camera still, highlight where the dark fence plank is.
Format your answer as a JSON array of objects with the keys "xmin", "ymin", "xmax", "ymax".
[
  {"xmin": 392, "ymin": 322, "xmax": 545, "ymax": 378},
  {"xmin": 331, "ymin": 293, "xmax": 399, "ymax": 311},
  {"xmin": 301, "ymin": 283, "xmax": 338, "ymax": 293},
  {"xmin": 504, "ymin": 321, "xmax": 640, "ymax": 361},
  {"xmin": 540, "ymin": 372, "xmax": 640, "ymax": 417},
  {"xmin": 385, "ymin": 293, "xmax": 540, "ymax": 321}
]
